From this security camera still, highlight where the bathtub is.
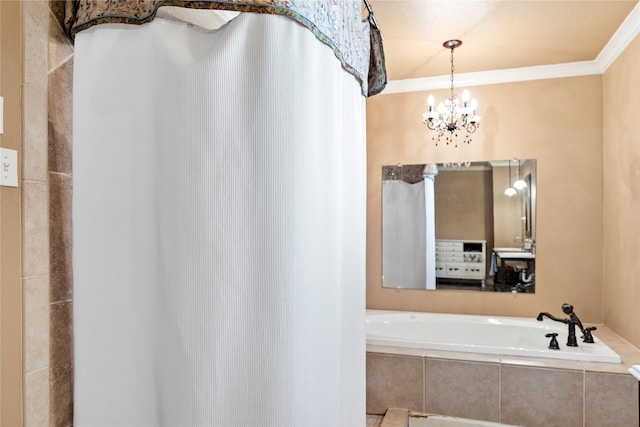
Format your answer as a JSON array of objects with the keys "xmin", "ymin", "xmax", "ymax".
[{"xmin": 366, "ymin": 310, "xmax": 621, "ymax": 363}]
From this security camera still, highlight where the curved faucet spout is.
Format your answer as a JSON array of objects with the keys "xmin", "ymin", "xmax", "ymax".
[
  {"xmin": 536, "ymin": 312, "xmax": 568, "ymax": 324},
  {"xmin": 537, "ymin": 311, "xmax": 576, "ymax": 346}
]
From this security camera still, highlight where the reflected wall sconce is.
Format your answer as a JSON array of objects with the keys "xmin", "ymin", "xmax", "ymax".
[
  {"xmin": 513, "ymin": 158, "xmax": 527, "ymax": 190},
  {"xmin": 504, "ymin": 160, "xmax": 517, "ymax": 197}
]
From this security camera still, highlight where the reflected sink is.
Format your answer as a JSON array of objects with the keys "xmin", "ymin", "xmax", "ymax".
[
  {"xmin": 492, "ymin": 247, "xmax": 522, "ymax": 252},
  {"xmin": 496, "ymin": 251, "xmax": 535, "ymax": 260}
]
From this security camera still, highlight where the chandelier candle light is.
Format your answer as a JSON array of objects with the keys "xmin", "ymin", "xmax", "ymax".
[{"xmin": 423, "ymin": 40, "xmax": 481, "ymax": 147}]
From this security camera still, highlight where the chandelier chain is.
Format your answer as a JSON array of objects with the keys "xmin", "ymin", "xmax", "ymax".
[{"xmin": 449, "ymin": 47, "xmax": 455, "ymax": 96}]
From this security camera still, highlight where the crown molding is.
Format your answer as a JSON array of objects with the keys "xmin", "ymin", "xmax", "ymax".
[
  {"xmin": 381, "ymin": 2, "xmax": 640, "ymax": 95},
  {"xmin": 383, "ymin": 62, "xmax": 602, "ymax": 94},
  {"xmin": 596, "ymin": 1, "xmax": 640, "ymax": 72}
]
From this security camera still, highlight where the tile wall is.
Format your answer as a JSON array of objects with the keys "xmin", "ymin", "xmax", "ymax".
[
  {"xmin": 22, "ymin": 1, "xmax": 51, "ymax": 425},
  {"xmin": 367, "ymin": 340, "xmax": 640, "ymax": 427},
  {"xmin": 48, "ymin": 1, "xmax": 73, "ymax": 424},
  {"xmin": 22, "ymin": 1, "xmax": 74, "ymax": 426}
]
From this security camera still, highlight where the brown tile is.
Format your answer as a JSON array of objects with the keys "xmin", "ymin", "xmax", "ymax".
[
  {"xmin": 499, "ymin": 355, "xmax": 585, "ymax": 371},
  {"xmin": 23, "ymin": 84, "xmax": 48, "ymax": 181},
  {"xmin": 366, "ymin": 414, "xmax": 384, "ymax": 427},
  {"xmin": 48, "ymin": 58, "xmax": 73, "ymax": 174},
  {"xmin": 24, "ymin": 276, "xmax": 50, "ymax": 373},
  {"xmin": 49, "ymin": 1, "xmax": 68, "ymax": 33},
  {"xmin": 49, "ymin": 173, "xmax": 72, "ymax": 302},
  {"xmin": 367, "ymin": 345, "xmax": 429, "ymax": 358},
  {"xmin": 501, "ymin": 365, "xmax": 583, "ymax": 427},
  {"xmin": 585, "ymin": 372, "xmax": 639, "ymax": 427},
  {"xmin": 581, "ymin": 325, "xmax": 640, "ymax": 373},
  {"xmin": 48, "ymin": 9, "xmax": 73, "ymax": 72},
  {"xmin": 427, "ymin": 350, "xmax": 500, "ymax": 364},
  {"xmin": 581, "ymin": 360, "xmax": 633, "ymax": 375},
  {"xmin": 50, "ymin": 301, "xmax": 73, "ymax": 427},
  {"xmin": 424, "ymin": 359, "xmax": 500, "ymax": 422},
  {"xmin": 381, "ymin": 408, "xmax": 409, "ymax": 427},
  {"xmin": 367, "ymin": 353, "xmax": 424, "ymax": 414},
  {"xmin": 23, "ymin": 180, "xmax": 50, "ymax": 277},
  {"xmin": 596, "ymin": 326, "xmax": 640, "ymax": 366}
]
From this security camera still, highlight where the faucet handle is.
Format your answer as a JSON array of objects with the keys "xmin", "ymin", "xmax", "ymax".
[
  {"xmin": 545, "ymin": 333, "xmax": 560, "ymax": 350},
  {"xmin": 582, "ymin": 326, "xmax": 597, "ymax": 344}
]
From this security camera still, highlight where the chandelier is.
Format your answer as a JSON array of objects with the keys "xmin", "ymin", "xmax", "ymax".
[{"xmin": 422, "ymin": 40, "xmax": 481, "ymax": 147}]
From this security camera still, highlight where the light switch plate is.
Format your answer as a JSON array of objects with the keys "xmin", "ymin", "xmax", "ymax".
[{"xmin": 0, "ymin": 147, "xmax": 18, "ymax": 187}]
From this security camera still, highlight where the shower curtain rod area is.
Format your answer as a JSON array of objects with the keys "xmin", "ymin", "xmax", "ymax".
[{"xmin": 61, "ymin": 0, "xmax": 387, "ymax": 96}]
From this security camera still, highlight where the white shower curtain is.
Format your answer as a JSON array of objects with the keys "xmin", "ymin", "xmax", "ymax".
[
  {"xmin": 382, "ymin": 180, "xmax": 427, "ymax": 289},
  {"xmin": 73, "ymin": 12, "xmax": 366, "ymax": 426}
]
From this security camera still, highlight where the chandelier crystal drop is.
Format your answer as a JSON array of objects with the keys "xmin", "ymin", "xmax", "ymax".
[{"xmin": 422, "ymin": 40, "xmax": 481, "ymax": 147}]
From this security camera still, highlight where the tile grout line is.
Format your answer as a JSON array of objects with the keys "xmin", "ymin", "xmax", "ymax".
[
  {"xmin": 23, "ymin": 365, "xmax": 49, "ymax": 377},
  {"xmin": 22, "ymin": 272, "xmax": 49, "ymax": 280},
  {"xmin": 47, "ymin": 8, "xmax": 74, "ymax": 75},
  {"xmin": 48, "ymin": 53, "xmax": 74, "ymax": 75},
  {"xmin": 498, "ymin": 364, "xmax": 502, "ymax": 424},
  {"xmin": 49, "ymin": 171, "xmax": 72, "ymax": 178},
  {"xmin": 582, "ymin": 371, "xmax": 586, "ymax": 427}
]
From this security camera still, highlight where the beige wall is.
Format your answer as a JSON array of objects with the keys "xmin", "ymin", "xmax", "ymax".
[
  {"xmin": 367, "ymin": 75, "xmax": 605, "ymax": 321},
  {"xmin": 491, "ymin": 166, "xmax": 522, "ymax": 248},
  {"xmin": 603, "ymin": 34, "xmax": 640, "ymax": 348},
  {"xmin": 435, "ymin": 169, "xmax": 493, "ymax": 242},
  {"xmin": 0, "ymin": 1, "xmax": 23, "ymax": 425}
]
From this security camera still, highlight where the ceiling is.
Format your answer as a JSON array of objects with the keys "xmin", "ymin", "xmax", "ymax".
[{"xmin": 369, "ymin": 0, "xmax": 639, "ymax": 82}]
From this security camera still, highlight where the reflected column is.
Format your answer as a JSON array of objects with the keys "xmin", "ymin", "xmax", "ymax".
[{"xmin": 423, "ymin": 164, "xmax": 438, "ymax": 290}]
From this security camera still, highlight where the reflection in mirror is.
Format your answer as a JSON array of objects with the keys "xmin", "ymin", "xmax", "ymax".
[{"xmin": 381, "ymin": 159, "xmax": 537, "ymax": 293}]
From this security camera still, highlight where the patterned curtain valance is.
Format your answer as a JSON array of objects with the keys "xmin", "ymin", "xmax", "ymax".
[{"xmin": 62, "ymin": 0, "xmax": 387, "ymax": 96}]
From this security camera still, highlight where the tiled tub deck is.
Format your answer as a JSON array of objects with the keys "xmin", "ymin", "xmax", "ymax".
[{"xmin": 367, "ymin": 326, "xmax": 640, "ymax": 427}]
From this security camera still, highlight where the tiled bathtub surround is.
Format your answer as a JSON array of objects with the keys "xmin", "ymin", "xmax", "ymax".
[
  {"xmin": 22, "ymin": 1, "xmax": 52, "ymax": 426},
  {"xmin": 367, "ymin": 326, "xmax": 640, "ymax": 427},
  {"xmin": 49, "ymin": 1, "xmax": 74, "ymax": 426},
  {"xmin": 22, "ymin": 1, "xmax": 72, "ymax": 425}
]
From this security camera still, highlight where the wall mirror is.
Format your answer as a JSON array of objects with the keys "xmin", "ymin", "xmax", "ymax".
[{"xmin": 381, "ymin": 159, "xmax": 537, "ymax": 293}]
